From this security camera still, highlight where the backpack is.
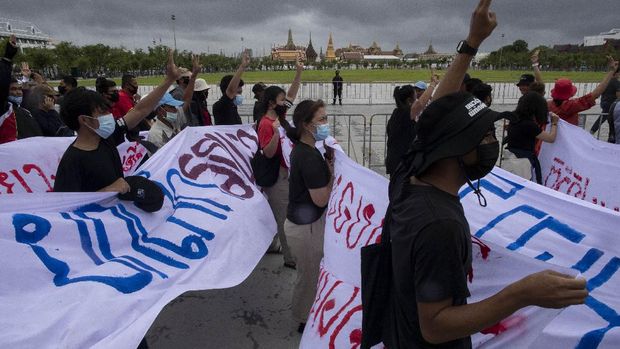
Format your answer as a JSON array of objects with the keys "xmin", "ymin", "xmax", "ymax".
[{"xmin": 251, "ymin": 150, "xmax": 280, "ymax": 187}]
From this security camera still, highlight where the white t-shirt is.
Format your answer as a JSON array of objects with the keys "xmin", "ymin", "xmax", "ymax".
[{"xmin": 147, "ymin": 119, "xmax": 178, "ymax": 149}]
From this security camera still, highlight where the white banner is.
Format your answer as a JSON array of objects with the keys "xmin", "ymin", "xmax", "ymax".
[
  {"xmin": 0, "ymin": 125, "xmax": 276, "ymax": 348},
  {"xmin": 0, "ymin": 135, "xmax": 148, "ymax": 194},
  {"xmin": 300, "ymin": 151, "xmax": 620, "ymax": 349},
  {"xmin": 539, "ymin": 120, "xmax": 620, "ymax": 212}
]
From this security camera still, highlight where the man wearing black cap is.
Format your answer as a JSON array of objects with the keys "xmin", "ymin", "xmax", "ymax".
[
  {"xmin": 252, "ymin": 82, "xmax": 266, "ymax": 122},
  {"xmin": 516, "ymin": 74, "xmax": 535, "ymax": 95},
  {"xmin": 385, "ymin": 1, "xmax": 588, "ymax": 348}
]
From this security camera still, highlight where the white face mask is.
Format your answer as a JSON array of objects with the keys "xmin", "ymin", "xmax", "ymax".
[
  {"xmin": 85, "ymin": 114, "xmax": 116, "ymax": 139},
  {"xmin": 166, "ymin": 111, "xmax": 178, "ymax": 123}
]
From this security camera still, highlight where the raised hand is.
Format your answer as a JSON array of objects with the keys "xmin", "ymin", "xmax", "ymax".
[
  {"xmin": 240, "ymin": 50, "xmax": 250, "ymax": 68},
  {"xmin": 165, "ymin": 48, "xmax": 182, "ymax": 82},
  {"xmin": 4, "ymin": 34, "xmax": 18, "ymax": 60},
  {"xmin": 191, "ymin": 54, "xmax": 203, "ymax": 76},
  {"xmin": 531, "ymin": 49, "xmax": 540, "ymax": 64},
  {"xmin": 467, "ymin": 0, "xmax": 498, "ymax": 48},
  {"xmin": 607, "ymin": 55, "xmax": 618, "ymax": 71},
  {"xmin": 296, "ymin": 54, "xmax": 304, "ymax": 72}
]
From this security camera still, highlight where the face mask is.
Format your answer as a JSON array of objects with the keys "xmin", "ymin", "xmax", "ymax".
[
  {"xmin": 233, "ymin": 95, "xmax": 244, "ymax": 106},
  {"xmin": 86, "ymin": 114, "xmax": 116, "ymax": 139},
  {"xmin": 58, "ymin": 86, "xmax": 67, "ymax": 95},
  {"xmin": 458, "ymin": 142, "xmax": 499, "ymax": 207},
  {"xmin": 166, "ymin": 111, "xmax": 178, "ymax": 123},
  {"xmin": 313, "ymin": 123, "xmax": 330, "ymax": 141},
  {"xmin": 275, "ymin": 104, "xmax": 287, "ymax": 116},
  {"xmin": 109, "ymin": 91, "xmax": 120, "ymax": 103},
  {"xmin": 8, "ymin": 95, "xmax": 22, "ymax": 106}
]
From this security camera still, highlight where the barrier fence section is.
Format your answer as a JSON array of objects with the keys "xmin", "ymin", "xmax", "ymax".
[
  {"xmin": 236, "ymin": 112, "xmax": 613, "ymax": 176},
  {"xmin": 138, "ymin": 82, "xmax": 602, "ymax": 106}
]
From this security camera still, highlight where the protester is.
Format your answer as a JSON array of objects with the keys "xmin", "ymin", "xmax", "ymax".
[
  {"xmin": 506, "ymin": 92, "xmax": 559, "ymax": 183},
  {"xmin": 0, "ymin": 35, "xmax": 18, "ymax": 144},
  {"xmin": 385, "ymin": 85, "xmax": 416, "ymax": 176},
  {"xmin": 413, "ymin": 81, "xmax": 427, "ymax": 99},
  {"xmin": 332, "ymin": 70, "xmax": 343, "ymax": 105},
  {"xmin": 31, "ymin": 85, "xmax": 73, "ymax": 137},
  {"xmin": 149, "ymin": 55, "xmax": 202, "ymax": 147},
  {"xmin": 213, "ymin": 51, "xmax": 249, "ymax": 125},
  {"xmin": 169, "ymin": 68, "xmax": 192, "ymax": 101},
  {"xmin": 54, "ymin": 49, "xmax": 181, "ymax": 194},
  {"xmin": 96, "ymin": 77, "xmax": 119, "ymax": 106},
  {"xmin": 284, "ymin": 99, "xmax": 334, "ymax": 333},
  {"xmin": 9, "ymin": 77, "xmax": 43, "ymax": 139},
  {"xmin": 590, "ymin": 67, "xmax": 619, "ymax": 141},
  {"xmin": 112, "ymin": 74, "xmax": 139, "ymax": 119},
  {"xmin": 472, "ymin": 82, "xmax": 493, "ymax": 106},
  {"xmin": 382, "ymin": 2, "xmax": 588, "ymax": 348},
  {"xmin": 252, "ymin": 82, "xmax": 267, "ymax": 122},
  {"xmin": 257, "ymin": 57, "xmax": 303, "ymax": 268},
  {"xmin": 187, "ymin": 78, "xmax": 212, "ymax": 126},
  {"xmin": 548, "ymin": 56, "xmax": 619, "ymax": 126},
  {"xmin": 516, "ymin": 74, "xmax": 535, "ymax": 95},
  {"xmin": 57, "ymin": 75, "xmax": 78, "ymax": 105}
]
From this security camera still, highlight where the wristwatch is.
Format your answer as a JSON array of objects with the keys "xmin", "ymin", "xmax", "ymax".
[{"xmin": 456, "ymin": 40, "xmax": 478, "ymax": 56}]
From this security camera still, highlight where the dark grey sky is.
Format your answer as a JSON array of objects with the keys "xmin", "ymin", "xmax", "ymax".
[{"xmin": 3, "ymin": 0, "xmax": 618, "ymax": 55}]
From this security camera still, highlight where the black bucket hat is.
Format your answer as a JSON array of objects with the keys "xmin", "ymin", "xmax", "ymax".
[
  {"xmin": 408, "ymin": 92, "xmax": 499, "ymax": 176},
  {"xmin": 118, "ymin": 176, "xmax": 165, "ymax": 213}
]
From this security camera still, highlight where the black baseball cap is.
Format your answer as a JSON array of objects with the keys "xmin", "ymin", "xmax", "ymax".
[
  {"xmin": 118, "ymin": 176, "xmax": 164, "ymax": 213},
  {"xmin": 408, "ymin": 92, "xmax": 499, "ymax": 176},
  {"xmin": 516, "ymin": 74, "xmax": 535, "ymax": 87}
]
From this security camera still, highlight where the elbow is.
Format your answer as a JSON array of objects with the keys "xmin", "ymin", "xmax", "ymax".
[{"xmin": 420, "ymin": 327, "xmax": 446, "ymax": 345}]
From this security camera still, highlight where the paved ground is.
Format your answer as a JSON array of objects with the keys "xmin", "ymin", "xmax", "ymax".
[{"xmin": 145, "ymin": 103, "xmax": 611, "ymax": 349}]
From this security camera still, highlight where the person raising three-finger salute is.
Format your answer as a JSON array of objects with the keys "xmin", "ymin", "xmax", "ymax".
[{"xmin": 383, "ymin": 1, "xmax": 588, "ymax": 348}]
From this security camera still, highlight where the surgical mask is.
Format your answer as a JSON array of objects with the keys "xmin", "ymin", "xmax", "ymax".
[
  {"xmin": 86, "ymin": 114, "xmax": 116, "ymax": 139},
  {"xmin": 166, "ymin": 111, "xmax": 178, "ymax": 123},
  {"xmin": 8, "ymin": 95, "xmax": 22, "ymax": 106},
  {"xmin": 313, "ymin": 123, "xmax": 330, "ymax": 141},
  {"xmin": 458, "ymin": 142, "xmax": 499, "ymax": 207},
  {"xmin": 233, "ymin": 95, "xmax": 244, "ymax": 106},
  {"xmin": 109, "ymin": 91, "xmax": 120, "ymax": 103}
]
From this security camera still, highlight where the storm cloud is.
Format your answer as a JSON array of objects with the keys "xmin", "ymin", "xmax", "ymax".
[{"xmin": 2, "ymin": 0, "xmax": 617, "ymax": 55}]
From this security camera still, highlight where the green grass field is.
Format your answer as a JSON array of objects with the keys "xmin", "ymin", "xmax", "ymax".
[{"xmin": 67, "ymin": 69, "xmax": 608, "ymax": 87}]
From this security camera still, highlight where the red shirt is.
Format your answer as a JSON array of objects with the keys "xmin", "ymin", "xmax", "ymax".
[
  {"xmin": 258, "ymin": 116, "xmax": 287, "ymax": 168},
  {"xmin": 0, "ymin": 105, "xmax": 17, "ymax": 144},
  {"xmin": 548, "ymin": 93, "xmax": 596, "ymax": 126},
  {"xmin": 111, "ymin": 90, "xmax": 135, "ymax": 119}
]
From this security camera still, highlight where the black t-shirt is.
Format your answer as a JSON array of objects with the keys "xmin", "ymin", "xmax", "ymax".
[
  {"xmin": 387, "ymin": 184, "xmax": 472, "ymax": 349},
  {"xmin": 212, "ymin": 95, "xmax": 242, "ymax": 125},
  {"xmin": 12, "ymin": 103, "xmax": 43, "ymax": 139},
  {"xmin": 287, "ymin": 142, "xmax": 331, "ymax": 225},
  {"xmin": 253, "ymin": 101, "xmax": 262, "ymax": 123},
  {"xmin": 385, "ymin": 107, "xmax": 416, "ymax": 175},
  {"xmin": 53, "ymin": 120, "xmax": 127, "ymax": 192},
  {"xmin": 601, "ymin": 78, "xmax": 620, "ymax": 108},
  {"xmin": 507, "ymin": 119, "xmax": 542, "ymax": 152}
]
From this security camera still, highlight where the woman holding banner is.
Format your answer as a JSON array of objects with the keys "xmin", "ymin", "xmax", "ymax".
[{"xmin": 284, "ymin": 99, "xmax": 334, "ymax": 333}]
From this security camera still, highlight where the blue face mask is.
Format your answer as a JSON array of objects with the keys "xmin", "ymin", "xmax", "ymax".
[
  {"xmin": 233, "ymin": 95, "xmax": 244, "ymax": 106},
  {"xmin": 86, "ymin": 114, "xmax": 116, "ymax": 139},
  {"xmin": 8, "ymin": 95, "xmax": 22, "ymax": 106},
  {"xmin": 313, "ymin": 123, "xmax": 330, "ymax": 141}
]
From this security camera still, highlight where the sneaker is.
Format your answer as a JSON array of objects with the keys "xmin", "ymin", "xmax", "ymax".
[{"xmin": 297, "ymin": 322, "xmax": 306, "ymax": 333}]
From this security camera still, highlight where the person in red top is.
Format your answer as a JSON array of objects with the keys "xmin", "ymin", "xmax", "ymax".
[
  {"xmin": 111, "ymin": 74, "xmax": 138, "ymax": 119},
  {"xmin": 548, "ymin": 56, "xmax": 619, "ymax": 126},
  {"xmin": 257, "ymin": 57, "xmax": 303, "ymax": 268},
  {"xmin": 0, "ymin": 35, "xmax": 18, "ymax": 144}
]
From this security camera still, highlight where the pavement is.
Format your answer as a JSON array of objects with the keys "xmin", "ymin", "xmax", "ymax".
[{"xmin": 145, "ymin": 103, "xmax": 611, "ymax": 349}]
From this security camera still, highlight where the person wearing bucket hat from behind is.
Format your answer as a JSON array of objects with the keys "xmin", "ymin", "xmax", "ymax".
[
  {"xmin": 383, "ymin": 3, "xmax": 587, "ymax": 348},
  {"xmin": 548, "ymin": 55, "xmax": 619, "ymax": 126}
]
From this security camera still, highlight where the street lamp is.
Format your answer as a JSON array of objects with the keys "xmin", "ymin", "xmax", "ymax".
[
  {"xmin": 498, "ymin": 33, "xmax": 505, "ymax": 71},
  {"xmin": 171, "ymin": 15, "xmax": 177, "ymax": 52}
]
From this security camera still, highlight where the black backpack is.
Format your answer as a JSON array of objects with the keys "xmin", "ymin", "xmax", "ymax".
[{"xmin": 251, "ymin": 150, "xmax": 280, "ymax": 187}]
